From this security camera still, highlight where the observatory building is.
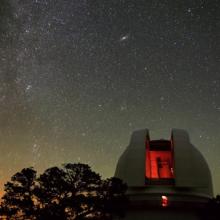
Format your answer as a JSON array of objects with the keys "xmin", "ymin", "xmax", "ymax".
[{"xmin": 114, "ymin": 129, "xmax": 214, "ymax": 220}]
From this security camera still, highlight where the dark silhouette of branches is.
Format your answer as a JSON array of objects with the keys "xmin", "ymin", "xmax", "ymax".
[
  {"xmin": 0, "ymin": 163, "xmax": 128, "ymax": 220},
  {"xmin": 0, "ymin": 167, "xmax": 37, "ymax": 219},
  {"xmin": 202, "ymin": 195, "xmax": 220, "ymax": 220}
]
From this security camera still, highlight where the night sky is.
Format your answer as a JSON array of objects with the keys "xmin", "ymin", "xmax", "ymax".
[{"xmin": 0, "ymin": 0, "xmax": 219, "ymax": 195}]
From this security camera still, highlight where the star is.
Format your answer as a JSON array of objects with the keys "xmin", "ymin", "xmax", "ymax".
[
  {"xmin": 119, "ymin": 34, "xmax": 129, "ymax": 42},
  {"xmin": 25, "ymin": 85, "xmax": 32, "ymax": 91}
]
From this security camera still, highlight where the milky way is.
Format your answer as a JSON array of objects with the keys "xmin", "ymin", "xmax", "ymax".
[{"xmin": 0, "ymin": 0, "xmax": 220, "ymax": 194}]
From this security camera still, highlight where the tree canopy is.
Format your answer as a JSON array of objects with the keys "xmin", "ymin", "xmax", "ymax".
[{"xmin": 0, "ymin": 163, "xmax": 127, "ymax": 220}]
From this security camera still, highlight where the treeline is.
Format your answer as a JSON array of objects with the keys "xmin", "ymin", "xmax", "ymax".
[{"xmin": 0, "ymin": 163, "xmax": 128, "ymax": 220}]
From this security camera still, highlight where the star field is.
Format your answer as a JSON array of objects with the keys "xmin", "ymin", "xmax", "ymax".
[{"xmin": 0, "ymin": 0, "xmax": 220, "ymax": 195}]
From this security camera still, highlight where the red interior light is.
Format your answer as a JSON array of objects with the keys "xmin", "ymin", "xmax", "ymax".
[
  {"xmin": 145, "ymin": 140, "xmax": 174, "ymax": 183},
  {"xmin": 161, "ymin": 195, "xmax": 169, "ymax": 207}
]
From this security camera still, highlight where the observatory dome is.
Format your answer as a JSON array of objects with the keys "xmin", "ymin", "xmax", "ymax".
[{"xmin": 115, "ymin": 129, "xmax": 213, "ymax": 200}]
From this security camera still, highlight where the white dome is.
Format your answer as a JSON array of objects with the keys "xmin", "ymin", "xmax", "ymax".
[{"xmin": 115, "ymin": 129, "xmax": 213, "ymax": 198}]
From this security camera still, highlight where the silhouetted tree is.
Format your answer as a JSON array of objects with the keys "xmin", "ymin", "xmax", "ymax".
[
  {"xmin": 33, "ymin": 166, "xmax": 68, "ymax": 220},
  {"xmin": 99, "ymin": 177, "xmax": 128, "ymax": 219},
  {"xmin": 0, "ymin": 163, "xmax": 127, "ymax": 220},
  {"xmin": 33, "ymin": 163, "xmax": 101, "ymax": 219},
  {"xmin": 204, "ymin": 195, "xmax": 220, "ymax": 220},
  {"xmin": 0, "ymin": 167, "xmax": 37, "ymax": 220}
]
